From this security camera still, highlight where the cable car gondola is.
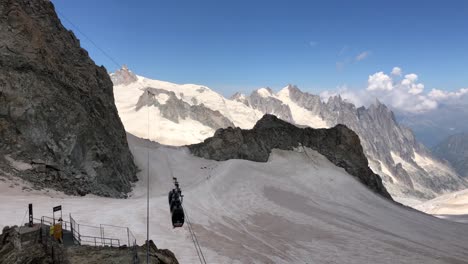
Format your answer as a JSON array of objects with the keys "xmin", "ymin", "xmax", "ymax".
[{"xmin": 168, "ymin": 178, "xmax": 185, "ymax": 228}]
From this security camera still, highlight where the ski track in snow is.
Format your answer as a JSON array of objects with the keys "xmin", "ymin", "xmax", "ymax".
[{"xmin": 2, "ymin": 135, "xmax": 468, "ymax": 263}]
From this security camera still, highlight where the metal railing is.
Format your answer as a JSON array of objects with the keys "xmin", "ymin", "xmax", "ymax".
[
  {"xmin": 68, "ymin": 214, "xmax": 121, "ymax": 248},
  {"xmin": 128, "ymin": 228, "xmax": 139, "ymax": 264},
  {"xmin": 79, "ymin": 235, "xmax": 120, "ymax": 247},
  {"xmin": 69, "ymin": 215, "xmax": 81, "ymax": 246},
  {"xmin": 33, "ymin": 214, "xmax": 138, "ymax": 262},
  {"xmin": 34, "ymin": 216, "xmax": 71, "ymax": 231}
]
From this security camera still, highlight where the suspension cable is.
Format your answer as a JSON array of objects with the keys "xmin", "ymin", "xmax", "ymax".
[
  {"xmin": 183, "ymin": 206, "xmax": 207, "ymax": 264},
  {"xmin": 55, "ymin": 10, "xmax": 207, "ymax": 262},
  {"xmin": 165, "ymin": 152, "xmax": 207, "ymax": 264},
  {"xmin": 146, "ymin": 90, "xmax": 150, "ymax": 264},
  {"xmin": 56, "ymin": 10, "xmax": 122, "ymax": 70}
]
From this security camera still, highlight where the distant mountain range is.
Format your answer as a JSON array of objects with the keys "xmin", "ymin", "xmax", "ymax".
[
  {"xmin": 111, "ymin": 67, "xmax": 467, "ymax": 201},
  {"xmin": 432, "ymin": 132, "xmax": 468, "ymax": 178},
  {"xmin": 397, "ymin": 103, "xmax": 468, "ymax": 147}
]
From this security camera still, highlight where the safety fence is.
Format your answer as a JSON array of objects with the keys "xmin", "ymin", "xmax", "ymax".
[
  {"xmin": 68, "ymin": 215, "xmax": 121, "ymax": 247},
  {"xmin": 68, "ymin": 215, "xmax": 139, "ymax": 263},
  {"xmin": 32, "ymin": 214, "xmax": 139, "ymax": 263}
]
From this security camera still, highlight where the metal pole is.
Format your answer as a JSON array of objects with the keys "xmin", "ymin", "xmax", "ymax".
[
  {"xmin": 28, "ymin": 203, "xmax": 33, "ymax": 227},
  {"xmin": 70, "ymin": 213, "xmax": 74, "ymax": 243},
  {"xmin": 146, "ymin": 89, "xmax": 150, "ymax": 263},
  {"xmin": 127, "ymin": 227, "xmax": 130, "ymax": 247}
]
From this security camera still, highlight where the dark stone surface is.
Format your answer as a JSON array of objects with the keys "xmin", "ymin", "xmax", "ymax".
[
  {"xmin": 0, "ymin": 0, "xmax": 137, "ymax": 197},
  {"xmin": 189, "ymin": 114, "xmax": 393, "ymax": 200}
]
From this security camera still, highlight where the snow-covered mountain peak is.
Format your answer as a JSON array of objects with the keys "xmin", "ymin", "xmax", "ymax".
[
  {"xmin": 276, "ymin": 85, "xmax": 292, "ymax": 97},
  {"xmin": 230, "ymin": 92, "xmax": 247, "ymax": 101},
  {"xmin": 110, "ymin": 65, "xmax": 138, "ymax": 86}
]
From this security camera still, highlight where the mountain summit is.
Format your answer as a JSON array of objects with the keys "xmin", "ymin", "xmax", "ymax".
[{"xmin": 110, "ymin": 64, "xmax": 138, "ymax": 86}]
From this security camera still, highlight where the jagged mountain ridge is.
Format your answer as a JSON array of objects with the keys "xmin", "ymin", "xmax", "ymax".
[
  {"xmin": 111, "ymin": 66, "xmax": 466, "ymax": 201},
  {"xmin": 0, "ymin": 0, "xmax": 137, "ymax": 197}
]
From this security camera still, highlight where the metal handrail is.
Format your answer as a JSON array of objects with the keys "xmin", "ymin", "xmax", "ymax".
[
  {"xmin": 79, "ymin": 235, "xmax": 120, "ymax": 247},
  {"xmin": 35, "ymin": 215, "xmax": 126, "ymax": 249}
]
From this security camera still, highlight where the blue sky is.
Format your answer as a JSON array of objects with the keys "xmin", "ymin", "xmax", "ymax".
[{"xmin": 52, "ymin": 0, "xmax": 468, "ymax": 97}]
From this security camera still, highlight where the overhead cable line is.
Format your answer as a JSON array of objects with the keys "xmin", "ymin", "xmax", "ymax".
[
  {"xmin": 55, "ymin": 9, "xmax": 207, "ymax": 263},
  {"xmin": 56, "ymin": 10, "xmax": 122, "ymax": 69}
]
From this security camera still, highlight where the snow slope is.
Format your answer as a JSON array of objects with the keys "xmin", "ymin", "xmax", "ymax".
[
  {"xmin": 415, "ymin": 188, "xmax": 468, "ymax": 224},
  {"xmin": 416, "ymin": 189, "xmax": 468, "ymax": 216},
  {"xmin": 275, "ymin": 86, "xmax": 328, "ymax": 128},
  {"xmin": 2, "ymin": 135, "xmax": 468, "ymax": 263}
]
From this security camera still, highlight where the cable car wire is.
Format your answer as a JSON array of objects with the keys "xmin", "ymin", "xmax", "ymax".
[{"xmin": 54, "ymin": 10, "xmax": 207, "ymax": 263}]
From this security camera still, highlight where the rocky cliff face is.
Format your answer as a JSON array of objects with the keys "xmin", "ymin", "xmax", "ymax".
[
  {"xmin": 189, "ymin": 114, "xmax": 392, "ymax": 200},
  {"xmin": 0, "ymin": 0, "xmax": 137, "ymax": 197},
  {"xmin": 432, "ymin": 133, "xmax": 468, "ymax": 178}
]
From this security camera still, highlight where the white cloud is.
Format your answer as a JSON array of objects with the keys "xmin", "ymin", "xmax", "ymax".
[
  {"xmin": 365, "ymin": 70, "xmax": 436, "ymax": 112},
  {"xmin": 400, "ymin": 74, "xmax": 424, "ymax": 95},
  {"xmin": 428, "ymin": 88, "xmax": 468, "ymax": 101},
  {"xmin": 321, "ymin": 67, "xmax": 468, "ymax": 114},
  {"xmin": 320, "ymin": 85, "xmax": 367, "ymax": 106},
  {"xmin": 355, "ymin": 51, "xmax": 371, "ymax": 61},
  {"xmin": 367, "ymin": 72, "xmax": 393, "ymax": 91},
  {"xmin": 391, "ymin": 67, "xmax": 402, "ymax": 76}
]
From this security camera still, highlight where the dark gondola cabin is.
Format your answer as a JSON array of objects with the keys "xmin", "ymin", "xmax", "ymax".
[{"xmin": 168, "ymin": 185, "xmax": 185, "ymax": 228}]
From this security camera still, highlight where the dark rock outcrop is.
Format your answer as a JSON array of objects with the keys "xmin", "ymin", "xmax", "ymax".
[
  {"xmin": 0, "ymin": 225, "xmax": 51, "ymax": 264},
  {"xmin": 189, "ymin": 114, "xmax": 392, "ymax": 200},
  {"xmin": 0, "ymin": 0, "xmax": 137, "ymax": 197}
]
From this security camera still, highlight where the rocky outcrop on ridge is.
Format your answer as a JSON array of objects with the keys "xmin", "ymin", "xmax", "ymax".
[
  {"xmin": 0, "ymin": 0, "xmax": 137, "ymax": 197},
  {"xmin": 189, "ymin": 114, "xmax": 392, "ymax": 200}
]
